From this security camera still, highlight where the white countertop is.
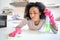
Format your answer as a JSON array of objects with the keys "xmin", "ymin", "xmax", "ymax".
[
  {"xmin": 7, "ymin": 29, "xmax": 60, "ymax": 40},
  {"xmin": 0, "ymin": 21, "xmax": 60, "ymax": 40},
  {"xmin": 0, "ymin": 28, "xmax": 7, "ymax": 40}
]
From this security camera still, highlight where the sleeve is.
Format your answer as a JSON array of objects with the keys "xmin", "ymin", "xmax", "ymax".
[
  {"xmin": 50, "ymin": 24, "xmax": 58, "ymax": 34},
  {"xmin": 16, "ymin": 18, "xmax": 28, "ymax": 28}
]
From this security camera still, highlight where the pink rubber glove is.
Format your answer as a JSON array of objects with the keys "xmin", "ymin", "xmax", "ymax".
[
  {"xmin": 44, "ymin": 8, "xmax": 56, "ymax": 25},
  {"xmin": 9, "ymin": 28, "xmax": 22, "ymax": 37},
  {"xmin": 9, "ymin": 31, "xmax": 16, "ymax": 37},
  {"xmin": 44, "ymin": 8, "xmax": 52, "ymax": 16},
  {"xmin": 15, "ymin": 27, "xmax": 22, "ymax": 34}
]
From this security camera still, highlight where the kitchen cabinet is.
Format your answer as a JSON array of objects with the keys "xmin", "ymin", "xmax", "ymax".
[
  {"xmin": 10, "ymin": 0, "xmax": 28, "ymax": 7},
  {"xmin": 10, "ymin": 2, "xmax": 28, "ymax": 7}
]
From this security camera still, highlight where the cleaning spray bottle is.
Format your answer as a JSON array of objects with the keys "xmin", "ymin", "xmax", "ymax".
[{"xmin": 45, "ymin": 16, "xmax": 50, "ymax": 32}]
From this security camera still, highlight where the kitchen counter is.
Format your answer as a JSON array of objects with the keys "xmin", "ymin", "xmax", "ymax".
[
  {"xmin": 0, "ymin": 28, "xmax": 7, "ymax": 40},
  {"xmin": 0, "ymin": 21, "xmax": 60, "ymax": 40}
]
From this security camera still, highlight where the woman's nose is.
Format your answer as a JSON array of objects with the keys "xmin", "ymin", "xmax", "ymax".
[{"xmin": 31, "ymin": 14, "xmax": 34, "ymax": 18}]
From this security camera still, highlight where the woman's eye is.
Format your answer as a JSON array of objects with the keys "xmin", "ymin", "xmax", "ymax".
[{"xmin": 30, "ymin": 13, "xmax": 32, "ymax": 14}]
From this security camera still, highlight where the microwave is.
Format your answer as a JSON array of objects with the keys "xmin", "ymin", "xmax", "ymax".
[{"xmin": 0, "ymin": 15, "xmax": 7, "ymax": 28}]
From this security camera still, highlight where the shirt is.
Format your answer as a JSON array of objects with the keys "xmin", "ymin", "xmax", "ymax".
[{"xmin": 18, "ymin": 18, "xmax": 57, "ymax": 34}]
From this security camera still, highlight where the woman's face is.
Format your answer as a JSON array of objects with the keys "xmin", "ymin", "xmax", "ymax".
[{"xmin": 29, "ymin": 7, "xmax": 41, "ymax": 21}]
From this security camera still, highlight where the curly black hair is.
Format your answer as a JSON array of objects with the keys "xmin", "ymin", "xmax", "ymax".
[{"xmin": 24, "ymin": 2, "xmax": 46, "ymax": 20}]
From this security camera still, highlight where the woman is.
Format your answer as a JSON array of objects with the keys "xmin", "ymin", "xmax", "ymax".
[
  {"xmin": 15, "ymin": 2, "xmax": 58, "ymax": 34},
  {"xmin": 9, "ymin": 2, "xmax": 58, "ymax": 37}
]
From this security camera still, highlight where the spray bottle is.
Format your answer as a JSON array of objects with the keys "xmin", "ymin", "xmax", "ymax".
[{"xmin": 45, "ymin": 16, "xmax": 50, "ymax": 32}]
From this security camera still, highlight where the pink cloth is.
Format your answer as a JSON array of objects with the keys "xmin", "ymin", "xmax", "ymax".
[
  {"xmin": 44, "ymin": 8, "xmax": 56, "ymax": 25},
  {"xmin": 9, "ymin": 28, "xmax": 22, "ymax": 37}
]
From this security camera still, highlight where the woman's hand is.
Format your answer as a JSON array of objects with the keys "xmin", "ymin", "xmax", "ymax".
[
  {"xmin": 44, "ymin": 8, "xmax": 58, "ymax": 32},
  {"xmin": 44, "ymin": 8, "xmax": 51, "ymax": 16},
  {"xmin": 44, "ymin": 8, "xmax": 55, "ymax": 25},
  {"xmin": 9, "ymin": 27, "xmax": 22, "ymax": 37},
  {"xmin": 15, "ymin": 27, "xmax": 22, "ymax": 34}
]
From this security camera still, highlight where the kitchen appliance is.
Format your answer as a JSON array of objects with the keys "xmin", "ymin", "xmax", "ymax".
[{"xmin": 0, "ymin": 15, "xmax": 7, "ymax": 28}]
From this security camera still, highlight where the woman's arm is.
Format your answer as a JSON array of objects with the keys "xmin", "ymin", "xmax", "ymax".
[
  {"xmin": 51, "ymin": 24, "xmax": 58, "ymax": 31},
  {"xmin": 50, "ymin": 24, "xmax": 58, "ymax": 34},
  {"xmin": 16, "ymin": 18, "xmax": 28, "ymax": 28}
]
